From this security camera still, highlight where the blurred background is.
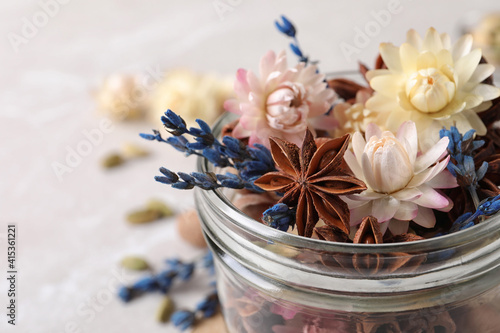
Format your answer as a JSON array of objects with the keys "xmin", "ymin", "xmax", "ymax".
[{"xmin": 1, "ymin": 0, "xmax": 499, "ymax": 332}]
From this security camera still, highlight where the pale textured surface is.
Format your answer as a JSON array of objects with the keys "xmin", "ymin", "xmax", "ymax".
[{"xmin": 0, "ymin": 1, "xmax": 498, "ymax": 332}]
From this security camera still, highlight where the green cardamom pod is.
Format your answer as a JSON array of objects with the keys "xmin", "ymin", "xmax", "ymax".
[
  {"xmin": 156, "ymin": 297, "xmax": 175, "ymax": 323},
  {"xmin": 146, "ymin": 199, "xmax": 174, "ymax": 218},
  {"xmin": 126, "ymin": 209, "xmax": 162, "ymax": 224},
  {"xmin": 102, "ymin": 153, "xmax": 125, "ymax": 169},
  {"xmin": 120, "ymin": 256, "xmax": 150, "ymax": 271}
]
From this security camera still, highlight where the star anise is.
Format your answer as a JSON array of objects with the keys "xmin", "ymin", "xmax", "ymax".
[
  {"xmin": 254, "ymin": 130, "xmax": 366, "ymax": 237},
  {"xmin": 351, "ymin": 216, "xmax": 384, "ymax": 275},
  {"xmin": 353, "ymin": 216, "xmax": 383, "ymax": 244}
]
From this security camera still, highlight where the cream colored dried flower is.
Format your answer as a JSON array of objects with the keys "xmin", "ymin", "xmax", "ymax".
[
  {"xmin": 95, "ymin": 74, "xmax": 147, "ymax": 121},
  {"xmin": 148, "ymin": 69, "xmax": 233, "ymax": 127},
  {"xmin": 343, "ymin": 121, "xmax": 456, "ymax": 235},
  {"xmin": 366, "ymin": 27, "xmax": 500, "ymax": 150},
  {"xmin": 333, "ymin": 89, "xmax": 375, "ymax": 137}
]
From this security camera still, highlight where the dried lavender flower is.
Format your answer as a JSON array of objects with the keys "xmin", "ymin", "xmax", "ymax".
[{"xmin": 171, "ymin": 310, "xmax": 196, "ymax": 331}]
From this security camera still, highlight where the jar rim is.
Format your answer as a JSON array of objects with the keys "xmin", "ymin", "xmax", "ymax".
[{"xmin": 198, "ymin": 112, "xmax": 500, "ymax": 255}]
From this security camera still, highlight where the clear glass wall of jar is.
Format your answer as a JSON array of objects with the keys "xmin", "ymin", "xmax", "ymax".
[{"xmin": 195, "ymin": 106, "xmax": 500, "ymax": 333}]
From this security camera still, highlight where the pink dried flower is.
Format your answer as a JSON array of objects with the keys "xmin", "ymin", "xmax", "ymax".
[
  {"xmin": 224, "ymin": 50, "xmax": 337, "ymax": 148},
  {"xmin": 343, "ymin": 121, "xmax": 457, "ymax": 235}
]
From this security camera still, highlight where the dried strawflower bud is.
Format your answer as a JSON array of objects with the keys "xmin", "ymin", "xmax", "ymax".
[{"xmin": 95, "ymin": 74, "xmax": 146, "ymax": 121}]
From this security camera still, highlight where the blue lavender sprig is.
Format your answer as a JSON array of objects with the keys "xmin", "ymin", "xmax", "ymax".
[
  {"xmin": 275, "ymin": 15, "xmax": 310, "ymax": 64},
  {"xmin": 161, "ymin": 110, "xmax": 188, "ymax": 136},
  {"xmin": 165, "ymin": 259, "xmax": 195, "ymax": 281},
  {"xmin": 439, "ymin": 127, "xmax": 485, "ymax": 168},
  {"xmin": 155, "ymin": 170, "xmax": 262, "ymax": 192},
  {"xmin": 262, "ymin": 203, "xmax": 296, "ymax": 232},
  {"xmin": 117, "ymin": 252, "xmax": 218, "ymax": 331},
  {"xmin": 141, "ymin": 110, "xmax": 229, "ymax": 165},
  {"xmin": 117, "ymin": 256, "xmax": 210, "ymax": 303},
  {"xmin": 142, "ymin": 110, "xmax": 275, "ymax": 193},
  {"xmin": 440, "ymin": 126, "xmax": 489, "ymax": 208},
  {"xmin": 171, "ymin": 310, "xmax": 196, "ymax": 331},
  {"xmin": 195, "ymin": 292, "xmax": 219, "ymax": 318},
  {"xmin": 201, "ymin": 251, "xmax": 215, "ymax": 275},
  {"xmin": 449, "ymin": 194, "xmax": 500, "ymax": 233},
  {"xmin": 171, "ymin": 292, "xmax": 219, "ymax": 331}
]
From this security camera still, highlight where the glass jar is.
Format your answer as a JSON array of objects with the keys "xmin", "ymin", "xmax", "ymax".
[{"xmin": 195, "ymin": 97, "xmax": 500, "ymax": 333}]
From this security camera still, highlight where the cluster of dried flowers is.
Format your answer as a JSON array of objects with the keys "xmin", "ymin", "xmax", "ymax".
[
  {"xmin": 221, "ymin": 26, "xmax": 500, "ymax": 245},
  {"xmin": 143, "ymin": 25, "xmax": 500, "ymax": 244}
]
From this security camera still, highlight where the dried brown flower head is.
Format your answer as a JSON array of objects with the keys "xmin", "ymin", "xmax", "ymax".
[{"xmin": 255, "ymin": 130, "xmax": 366, "ymax": 237}]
